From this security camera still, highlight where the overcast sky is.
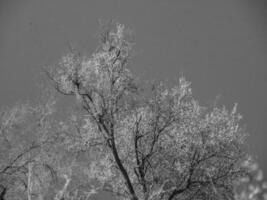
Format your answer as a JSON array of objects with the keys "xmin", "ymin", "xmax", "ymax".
[{"xmin": 0, "ymin": 0, "xmax": 266, "ymax": 176}]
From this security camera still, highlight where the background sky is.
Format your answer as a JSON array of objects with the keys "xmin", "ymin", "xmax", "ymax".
[{"xmin": 0, "ymin": 0, "xmax": 266, "ymax": 179}]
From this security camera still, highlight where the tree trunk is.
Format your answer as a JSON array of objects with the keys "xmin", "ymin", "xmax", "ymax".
[{"xmin": 110, "ymin": 139, "xmax": 138, "ymax": 200}]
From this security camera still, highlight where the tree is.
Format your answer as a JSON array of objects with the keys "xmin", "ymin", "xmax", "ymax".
[
  {"xmin": 46, "ymin": 22, "xmax": 251, "ymax": 200},
  {"xmin": 0, "ymin": 96, "xmax": 58, "ymax": 200}
]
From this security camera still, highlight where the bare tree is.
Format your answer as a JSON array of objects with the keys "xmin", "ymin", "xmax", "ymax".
[
  {"xmin": 0, "ymin": 96, "xmax": 57, "ymax": 200},
  {"xmin": 45, "ymin": 23, "xmax": 251, "ymax": 200}
]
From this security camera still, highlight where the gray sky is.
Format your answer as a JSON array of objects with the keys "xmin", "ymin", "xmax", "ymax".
[{"xmin": 0, "ymin": 0, "xmax": 267, "ymax": 175}]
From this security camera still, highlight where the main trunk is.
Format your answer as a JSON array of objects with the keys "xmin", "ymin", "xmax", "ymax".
[{"xmin": 111, "ymin": 139, "xmax": 138, "ymax": 200}]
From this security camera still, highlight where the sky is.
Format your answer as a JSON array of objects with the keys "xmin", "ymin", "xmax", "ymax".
[{"xmin": 0, "ymin": 0, "xmax": 266, "ymax": 180}]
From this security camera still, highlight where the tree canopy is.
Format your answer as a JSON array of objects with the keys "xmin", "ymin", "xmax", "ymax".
[
  {"xmin": 45, "ymin": 23, "xmax": 251, "ymax": 200},
  {"xmin": 0, "ymin": 23, "xmax": 263, "ymax": 200}
]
